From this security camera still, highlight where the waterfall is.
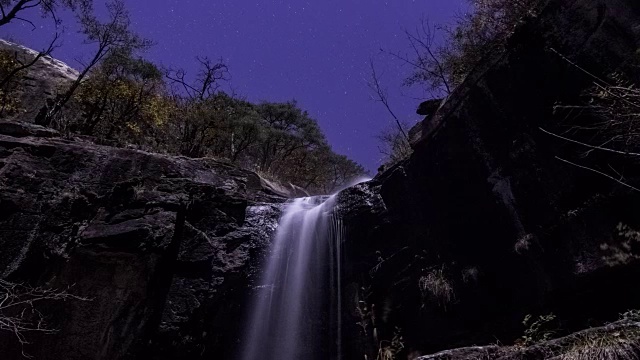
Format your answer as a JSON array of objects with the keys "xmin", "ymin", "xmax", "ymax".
[{"xmin": 241, "ymin": 194, "xmax": 345, "ymax": 360}]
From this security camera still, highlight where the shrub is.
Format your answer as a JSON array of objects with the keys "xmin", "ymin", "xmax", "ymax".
[
  {"xmin": 0, "ymin": 49, "xmax": 24, "ymax": 116},
  {"xmin": 419, "ymin": 267, "xmax": 455, "ymax": 308},
  {"xmin": 521, "ymin": 313, "xmax": 558, "ymax": 346},
  {"xmin": 405, "ymin": 0, "xmax": 545, "ymax": 94},
  {"xmin": 376, "ymin": 327, "xmax": 404, "ymax": 360},
  {"xmin": 601, "ymin": 223, "xmax": 640, "ymax": 267}
]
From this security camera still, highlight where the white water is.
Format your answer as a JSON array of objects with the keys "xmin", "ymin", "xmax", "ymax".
[{"xmin": 241, "ymin": 195, "xmax": 345, "ymax": 360}]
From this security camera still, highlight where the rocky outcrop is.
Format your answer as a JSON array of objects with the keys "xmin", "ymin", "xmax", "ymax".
[
  {"xmin": 418, "ymin": 319, "xmax": 640, "ymax": 360},
  {"xmin": 0, "ymin": 121, "xmax": 285, "ymax": 359},
  {"xmin": 338, "ymin": 0, "xmax": 640, "ymax": 358},
  {"xmin": 0, "ymin": 39, "xmax": 78, "ymax": 121}
]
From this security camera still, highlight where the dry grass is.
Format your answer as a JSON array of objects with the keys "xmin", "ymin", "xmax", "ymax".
[
  {"xmin": 514, "ymin": 234, "xmax": 533, "ymax": 255},
  {"xmin": 559, "ymin": 328, "xmax": 640, "ymax": 360},
  {"xmin": 419, "ymin": 268, "xmax": 454, "ymax": 308}
]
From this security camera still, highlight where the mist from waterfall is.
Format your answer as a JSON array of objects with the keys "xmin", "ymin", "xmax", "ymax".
[{"xmin": 240, "ymin": 194, "xmax": 345, "ymax": 360}]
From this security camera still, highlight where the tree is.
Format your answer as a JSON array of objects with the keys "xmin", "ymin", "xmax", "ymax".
[
  {"xmin": 403, "ymin": 0, "xmax": 544, "ymax": 93},
  {"xmin": 253, "ymin": 101, "xmax": 327, "ymax": 174},
  {"xmin": 165, "ymin": 57, "xmax": 230, "ymax": 157},
  {"xmin": 73, "ymin": 49, "xmax": 164, "ymax": 142},
  {"xmin": 368, "ymin": 60, "xmax": 409, "ymax": 144},
  {"xmin": 376, "ymin": 122, "xmax": 413, "ymax": 167},
  {"xmin": 39, "ymin": 0, "xmax": 151, "ymax": 127},
  {"xmin": 166, "ymin": 56, "xmax": 229, "ymax": 102},
  {"xmin": 0, "ymin": 0, "xmax": 92, "ymax": 28},
  {"xmin": 367, "ymin": 59, "xmax": 413, "ymax": 167},
  {"xmin": 323, "ymin": 152, "xmax": 367, "ymax": 193},
  {"xmin": 385, "ymin": 19, "xmax": 452, "ymax": 97}
]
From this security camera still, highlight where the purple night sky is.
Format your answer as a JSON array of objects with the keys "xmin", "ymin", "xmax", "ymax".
[{"xmin": 0, "ymin": 0, "xmax": 467, "ymax": 172}]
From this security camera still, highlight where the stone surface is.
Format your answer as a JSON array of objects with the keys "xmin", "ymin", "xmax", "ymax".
[
  {"xmin": 0, "ymin": 39, "xmax": 78, "ymax": 122},
  {"xmin": 417, "ymin": 320, "xmax": 640, "ymax": 360},
  {"xmin": 0, "ymin": 121, "xmax": 284, "ymax": 359}
]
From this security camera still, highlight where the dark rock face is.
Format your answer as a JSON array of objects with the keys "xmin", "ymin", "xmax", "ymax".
[
  {"xmin": 338, "ymin": 0, "xmax": 640, "ymax": 358},
  {"xmin": 0, "ymin": 123, "xmax": 284, "ymax": 359}
]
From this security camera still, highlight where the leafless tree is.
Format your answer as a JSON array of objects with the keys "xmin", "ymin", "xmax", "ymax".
[
  {"xmin": 376, "ymin": 123, "xmax": 413, "ymax": 166},
  {"xmin": 164, "ymin": 57, "xmax": 230, "ymax": 157},
  {"xmin": 540, "ymin": 48, "xmax": 640, "ymax": 193},
  {"xmin": 0, "ymin": 279, "xmax": 89, "ymax": 358},
  {"xmin": 367, "ymin": 59, "xmax": 413, "ymax": 167},
  {"xmin": 165, "ymin": 56, "xmax": 229, "ymax": 101},
  {"xmin": 367, "ymin": 59, "xmax": 409, "ymax": 143},
  {"xmin": 384, "ymin": 18, "xmax": 451, "ymax": 97}
]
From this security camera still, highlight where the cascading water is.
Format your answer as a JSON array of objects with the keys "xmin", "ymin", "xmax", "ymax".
[{"xmin": 241, "ymin": 194, "xmax": 345, "ymax": 360}]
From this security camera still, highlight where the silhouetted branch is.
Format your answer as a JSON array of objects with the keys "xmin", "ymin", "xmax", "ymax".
[
  {"xmin": 367, "ymin": 59, "xmax": 409, "ymax": 143},
  {"xmin": 554, "ymin": 156, "xmax": 640, "ymax": 193},
  {"xmin": 0, "ymin": 279, "xmax": 90, "ymax": 358},
  {"xmin": 539, "ymin": 127, "xmax": 640, "ymax": 157}
]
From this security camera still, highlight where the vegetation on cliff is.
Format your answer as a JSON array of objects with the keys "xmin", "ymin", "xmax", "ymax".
[{"xmin": 0, "ymin": 0, "xmax": 365, "ymax": 194}]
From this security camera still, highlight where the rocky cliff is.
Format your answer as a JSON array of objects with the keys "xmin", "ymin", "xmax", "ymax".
[
  {"xmin": 0, "ymin": 120, "xmax": 287, "ymax": 359},
  {"xmin": 337, "ymin": 0, "xmax": 640, "ymax": 358}
]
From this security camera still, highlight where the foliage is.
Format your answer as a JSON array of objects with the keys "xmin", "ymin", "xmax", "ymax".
[
  {"xmin": 377, "ymin": 0, "xmax": 544, "ymax": 166},
  {"xmin": 237, "ymin": 100, "xmax": 366, "ymax": 193},
  {"xmin": 367, "ymin": 60, "xmax": 412, "ymax": 167},
  {"xmin": 376, "ymin": 123, "xmax": 413, "ymax": 167},
  {"xmin": 620, "ymin": 310, "xmax": 640, "ymax": 323},
  {"xmin": 405, "ymin": 0, "xmax": 544, "ymax": 93},
  {"xmin": 520, "ymin": 313, "xmax": 557, "ymax": 346},
  {"xmin": 514, "ymin": 233, "xmax": 534, "ymax": 255},
  {"xmin": 0, "ymin": 49, "xmax": 23, "ymax": 116},
  {"xmin": 376, "ymin": 327, "xmax": 404, "ymax": 360},
  {"xmin": 419, "ymin": 267, "xmax": 455, "ymax": 309},
  {"xmin": 601, "ymin": 224, "xmax": 640, "ymax": 267},
  {"xmin": 554, "ymin": 73, "xmax": 640, "ymax": 159},
  {"xmin": 72, "ymin": 50, "xmax": 165, "ymax": 142},
  {"xmin": 164, "ymin": 59, "xmax": 366, "ymax": 192},
  {"xmin": 3, "ymin": 0, "xmax": 365, "ymax": 194},
  {"xmin": 42, "ymin": 0, "xmax": 152, "ymax": 126}
]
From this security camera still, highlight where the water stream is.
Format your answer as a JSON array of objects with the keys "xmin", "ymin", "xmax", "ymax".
[{"xmin": 241, "ymin": 194, "xmax": 345, "ymax": 360}]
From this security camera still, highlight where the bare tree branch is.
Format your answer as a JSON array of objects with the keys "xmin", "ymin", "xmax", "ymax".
[
  {"xmin": 555, "ymin": 156, "xmax": 640, "ymax": 193},
  {"xmin": 367, "ymin": 59, "xmax": 409, "ymax": 143},
  {"xmin": 539, "ymin": 127, "xmax": 640, "ymax": 157},
  {"xmin": 0, "ymin": 279, "xmax": 90, "ymax": 358}
]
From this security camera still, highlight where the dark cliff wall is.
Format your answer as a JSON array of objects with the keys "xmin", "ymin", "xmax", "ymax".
[
  {"xmin": 338, "ymin": 0, "xmax": 640, "ymax": 358},
  {"xmin": 0, "ymin": 121, "xmax": 284, "ymax": 359}
]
